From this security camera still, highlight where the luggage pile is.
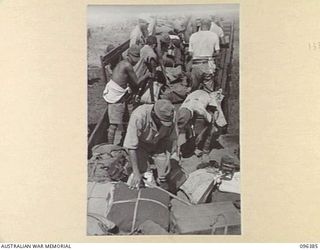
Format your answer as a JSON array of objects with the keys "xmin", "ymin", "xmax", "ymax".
[{"xmin": 87, "ymin": 134, "xmax": 240, "ymax": 235}]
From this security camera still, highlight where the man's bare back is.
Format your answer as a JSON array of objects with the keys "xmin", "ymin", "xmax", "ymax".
[{"xmin": 112, "ymin": 60, "xmax": 139, "ymax": 91}]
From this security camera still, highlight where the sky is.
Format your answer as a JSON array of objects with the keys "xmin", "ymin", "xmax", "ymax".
[{"xmin": 87, "ymin": 4, "xmax": 239, "ymax": 26}]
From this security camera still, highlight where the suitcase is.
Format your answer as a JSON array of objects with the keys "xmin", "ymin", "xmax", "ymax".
[{"xmin": 170, "ymin": 199, "xmax": 241, "ymax": 235}]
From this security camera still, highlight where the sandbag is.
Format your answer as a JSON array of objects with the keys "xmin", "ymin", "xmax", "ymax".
[
  {"xmin": 106, "ymin": 182, "xmax": 170, "ymax": 233},
  {"xmin": 180, "ymin": 169, "xmax": 220, "ymax": 204},
  {"xmin": 170, "ymin": 200, "xmax": 241, "ymax": 235},
  {"xmin": 88, "ymin": 143, "xmax": 132, "ymax": 183}
]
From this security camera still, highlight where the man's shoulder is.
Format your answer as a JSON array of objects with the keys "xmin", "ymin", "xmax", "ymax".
[
  {"xmin": 189, "ymin": 31, "xmax": 198, "ymax": 39},
  {"xmin": 188, "ymin": 89, "xmax": 209, "ymax": 99},
  {"xmin": 132, "ymin": 104, "xmax": 153, "ymax": 119},
  {"xmin": 141, "ymin": 45, "xmax": 157, "ymax": 57},
  {"xmin": 118, "ymin": 60, "xmax": 133, "ymax": 70},
  {"xmin": 209, "ymin": 30, "xmax": 219, "ymax": 40}
]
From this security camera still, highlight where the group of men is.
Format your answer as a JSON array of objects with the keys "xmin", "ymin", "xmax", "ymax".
[{"xmin": 102, "ymin": 15, "xmax": 227, "ymax": 189}]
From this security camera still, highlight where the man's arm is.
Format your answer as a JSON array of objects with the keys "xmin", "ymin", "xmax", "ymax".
[
  {"xmin": 125, "ymin": 63, "xmax": 140, "ymax": 92},
  {"xmin": 148, "ymin": 16, "xmax": 157, "ymax": 36},
  {"xmin": 123, "ymin": 113, "xmax": 143, "ymax": 188},
  {"xmin": 128, "ymin": 149, "xmax": 142, "ymax": 188},
  {"xmin": 149, "ymin": 58, "xmax": 158, "ymax": 77},
  {"xmin": 130, "ymin": 28, "xmax": 138, "ymax": 47},
  {"xmin": 213, "ymin": 34, "xmax": 220, "ymax": 57}
]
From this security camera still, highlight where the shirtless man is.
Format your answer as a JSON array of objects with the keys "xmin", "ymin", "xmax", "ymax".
[{"xmin": 103, "ymin": 45, "xmax": 149, "ymax": 145}]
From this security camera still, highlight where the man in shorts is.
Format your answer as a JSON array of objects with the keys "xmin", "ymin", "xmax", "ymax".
[{"xmin": 103, "ymin": 45, "xmax": 150, "ymax": 145}]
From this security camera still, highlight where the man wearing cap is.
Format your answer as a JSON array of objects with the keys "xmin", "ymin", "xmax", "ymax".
[
  {"xmin": 104, "ymin": 44, "xmax": 122, "ymax": 76},
  {"xmin": 157, "ymin": 33, "xmax": 174, "ymax": 67},
  {"xmin": 103, "ymin": 45, "xmax": 150, "ymax": 145},
  {"xmin": 130, "ymin": 16, "xmax": 156, "ymax": 48},
  {"xmin": 176, "ymin": 89, "xmax": 227, "ymax": 159},
  {"xmin": 188, "ymin": 18, "xmax": 220, "ymax": 91},
  {"xmin": 123, "ymin": 99, "xmax": 177, "ymax": 189},
  {"xmin": 134, "ymin": 35, "xmax": 158, "ymax": 83},
  {"xmin": 210, "ymin": 16, "xmax": 224, "ymax": 38}
]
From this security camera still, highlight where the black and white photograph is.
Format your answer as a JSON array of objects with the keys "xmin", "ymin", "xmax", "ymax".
[{"xmin": 87, "ymin": 4, "xmax": 240, "ymax": 235}]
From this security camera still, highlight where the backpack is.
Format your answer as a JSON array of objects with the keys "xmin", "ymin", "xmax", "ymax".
[{"xmin": 88, "ymin": 144, "xmax": 132, "ymax": 183}]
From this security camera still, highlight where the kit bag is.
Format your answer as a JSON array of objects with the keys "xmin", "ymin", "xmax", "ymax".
[
  {"xmin": 87, "ymin": 182, "xmax": 118, "ymax": 235},
  {"xmin": 137, "ymin": 220, "xmax": 169, "ymax": 235},
  {"xmin": 88, "ymin": 143, "xmax": 132, "ymax": 183},
  {"xmin": 170, "ymin": 200, "xmax": 241, "ymax": 235},
  {"xmin": 106, "ymin": 182, "xmax": 170, "ymax": 233},
  {"xmin": 180, "ymin": 169, "xmax": 220, "ymax": 204}
]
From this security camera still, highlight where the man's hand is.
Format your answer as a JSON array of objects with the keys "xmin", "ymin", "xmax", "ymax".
[
  {"xmin": 201, "ymin": 153, "xmax": 210, "ymax": 163},
  {"xmin": 129, "ymin": 172, "xmax": 143, "ymax": 189},
  {"xmin": 128, "ymin": 149, "xmax": 143, "ymax": 189}
]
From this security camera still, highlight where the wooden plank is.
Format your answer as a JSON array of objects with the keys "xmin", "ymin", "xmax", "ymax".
[
  {"xmin": 100, "ymin": 39, "xmax": 130, "ymax": 85},
  {"xmin": 88, "ymin": 106, "xmax": 109, "ymax": 158},
  {"xmin": 220, "ymin": 21, "xmax": 235, "ymax": 127},
  {"xmin": 100, "ymin": 55, "xmax": 108, "ymax": 85},
  {"xmin": 102, "ymin": 39, "xmax": 130, "ymax": 65}
]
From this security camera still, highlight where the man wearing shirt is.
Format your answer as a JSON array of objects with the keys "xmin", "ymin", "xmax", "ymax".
[
  {"xmin": 210, "ymin": 16, "xmax": 224, "ymax": 38},
  {"xmin": 123, "ymin": 99, "xmax": 177, "ymax": 189},
  {"xmin": 176, "ymin": 89, "xmax": 227, "ymax": 158},
  {"xmin": 188, "ymin": 18, "xmax": 220, "ymax": 91},
  {"xmin": 130, "ymin": 16, "xmax": 157, "ymax": 48},
  {"xmin": 134, "ymin": 36, "xmax": 158, "ymax": 83},
  {"xmin": 130, "ymin": 18, "xmax": 149, "ymax": 48}
]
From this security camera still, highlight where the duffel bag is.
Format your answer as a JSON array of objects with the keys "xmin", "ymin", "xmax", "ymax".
[
  {"xmin": 170, "ymin": 199, "xmax": 241, "ymax": 235},
  {"xmin": 88, "ymin": 143, "xmax": 132, "ymax": 183},
  {"xmin": 106, "ymin": 182, "xmax": 170, "ymax": 233}
]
